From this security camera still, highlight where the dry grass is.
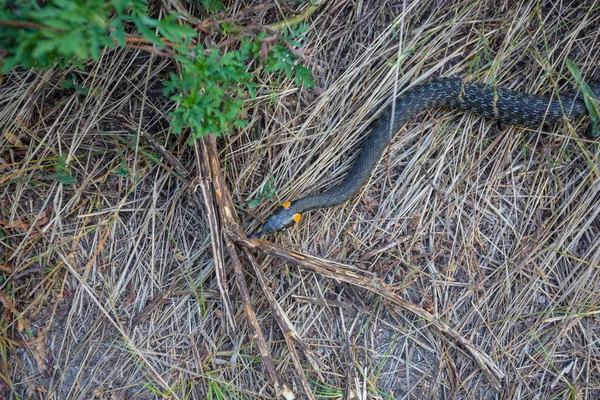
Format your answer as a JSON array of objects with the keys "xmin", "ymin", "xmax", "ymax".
[{"xmin": 2, "ymin": 0, "xmax": 600, "ymax": 399}]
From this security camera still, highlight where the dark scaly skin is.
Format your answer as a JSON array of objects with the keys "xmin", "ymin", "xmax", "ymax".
[{"xmin": 253, "ymin": 77, "xmax": 600, "ymax": 237}]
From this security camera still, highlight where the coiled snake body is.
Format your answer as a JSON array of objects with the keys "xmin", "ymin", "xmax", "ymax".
[{"xmin": 252, "ymin": 77, "xmax": 600, "ymax": 237}]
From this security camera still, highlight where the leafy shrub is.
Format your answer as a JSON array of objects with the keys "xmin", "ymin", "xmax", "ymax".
[{"xmin": 0, "ymin": 0, "xmax": 314, "ymax": 140}]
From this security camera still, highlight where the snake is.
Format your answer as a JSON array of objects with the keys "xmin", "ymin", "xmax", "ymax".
[{"xmin": 250, "ymin": 77, "xmax": 600, "ymax": 238}]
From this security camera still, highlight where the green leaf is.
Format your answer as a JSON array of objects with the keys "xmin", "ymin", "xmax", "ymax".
[
  {"xmin": 294, "ymin": 65, "xmax": 314, "ymax": 88},
  {"xmin": 1, "ymin": 56, "xmax": 19, "ymax": 74},
  {"xmin": 112, "ymin": 23, "xmax": 126, "ymax": 47},
  {"xmin": 566, "ymin": 59, "xmax": 600, "ymax": 137},
  {"xmin": 194, "ymin": 0, "xmax": 226, "ymax": 14},
  {"xmin": 52, "ymin": 172, "xmax": 76, "ymax": 185},
  {"xmin": 157, "ymin": 14, "xmax": 196, "ymax": 42},
  {"xmin": 263, "ymin": 181, "xmax": 271, "ymax": 194},
  {"xmin": 31, "ymin": 39, "xmax": 61, "ymax": 59},
  {"xmin": 1, "ymin": 2, "xmax": 313, "ymax": 145},
  {"xmin": 247, "ymin": 198, "xmax": 262, "ymax": 209},
  {"xmin": 113, "ymin": 159, "xmax": 130, "ymax": 177},
  {"xmin": 134, "ymin": 19, "xmax": 164, "ymax": 46},
  {"xmin": 112, "ymin": 0, "xmax": 135, "ymax": 15},
  {"xmin": 48, "ymin": 154, "xmax": 75, "ymax": 184}
]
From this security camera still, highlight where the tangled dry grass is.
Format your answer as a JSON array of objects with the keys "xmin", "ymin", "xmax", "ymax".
[{"xmin": 2, "ymin": 0, "xmax": 600, "ymax": 399}]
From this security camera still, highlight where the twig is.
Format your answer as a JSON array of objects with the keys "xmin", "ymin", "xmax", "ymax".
[
  {"xmin": 169, "ymin": 130, "xmax": 503, "ymax": 388},
  {"xmin": 1, "ymin": 0, "xmax": 328, "ymax": 62},
  {"xmin": 194, "ymin": 140, "xmax": 236, "ymax": 331},
  {"xmin": 245, "ymin": 250, "xmax": 319, "ymax": 400},
  {"xmin": 114, "ymin": 119, "xmax": 296, "ymax": 397},
  {"xmin": 0, "ymin": 20, "xmax": 56, "ymax": 31},
  {"xmin": 202, "ymin": 135, "xmax": 295, "ymax": 399},
  {"xmin": 267, "ymin": 1, "xmax": 328, "ymax": 32},
  {"xmin": 341, "ymin": 317, "xmax": 355, "ymax": 400},
  {"xmin": 196, "ymin": 0, "xmax": 328, "ymax": 34},
  {"xmin": 115, "ymin": 119, "xmax": 504, "ymax": 389},
  {"xmin": 161, "ymin": 0, "xmax": 204, "ymax": 25},
  {"xmin": 231, "ymin": 232, "xmax": 506, "ymax": 388}
]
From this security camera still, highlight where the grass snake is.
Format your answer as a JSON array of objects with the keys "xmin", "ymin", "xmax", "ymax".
[{"xmin": 251, "ymin": 77, "xmax": 600, "ymax": 238}]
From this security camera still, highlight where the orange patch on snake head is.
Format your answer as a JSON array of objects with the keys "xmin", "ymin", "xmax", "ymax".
[
  {"xmin": 282, "ymin": 201, "xmax": 291, "ymax": 209},
  {"xmin": 293, "ymin": 213, "xmax": 302, "ymax": 223}
]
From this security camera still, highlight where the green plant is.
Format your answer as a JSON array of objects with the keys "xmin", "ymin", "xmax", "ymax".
[
  {"xmin": 246, "ymin": 177, "xmax": 278, "ymax": 209},
  {"xmin": 164, "ymin": 44, "xmax": 256, "ymax": 140},
  {"xmin": 46, "ymin": 154, "xmax": 75, "ymax": 184},
  {"xmin": 113, "ymin": 159, "xmax": 131, "ymax": 178},
  {"xmin": 60, "ymin": 73, "xmax": 92, "ymax": 96},
  {"xmin": 0, "ymin": 0, "xmax": 148, "ymax": 71},
  {"xmin": 566, "ymin": 59, "xmax": 600, "ymax": 138},
  {"xmin": 188, "ymin": 0, "xmax": 226, "ymax": 14},
  {"xmin": 0, "ymin": 0, "xmax": 314, "ymax": 141},
  {"xmin": 263, "ymin": 24, "xmax": 315, "ymax": 88}
]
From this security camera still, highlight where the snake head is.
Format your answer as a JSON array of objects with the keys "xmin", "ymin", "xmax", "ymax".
[{"xmin": 259, "ymin": 202, "xmax": 302, "ymax": 235}]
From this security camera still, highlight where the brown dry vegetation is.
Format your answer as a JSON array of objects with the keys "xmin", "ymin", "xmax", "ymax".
[{"xmin": 2, "ymin": 0, "xmax": 600, "ymax": 399}]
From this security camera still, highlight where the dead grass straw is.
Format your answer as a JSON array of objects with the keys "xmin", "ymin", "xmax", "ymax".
[{"xmin": 2, "ymin": 1, "xmax": 600, "ymax": 399}]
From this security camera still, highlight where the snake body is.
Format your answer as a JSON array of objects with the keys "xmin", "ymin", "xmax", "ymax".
[{"xmin": 253, "ymin": 77, "xmax": 600, "ymax": 237}]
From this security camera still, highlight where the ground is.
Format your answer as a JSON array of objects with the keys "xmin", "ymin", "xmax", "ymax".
[{"xmin": 1, "ymin": 0, "xmax": 600, "ymax": 399}]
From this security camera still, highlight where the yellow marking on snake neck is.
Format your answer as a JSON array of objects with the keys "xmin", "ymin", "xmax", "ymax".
[
  {"xmin": 282, "ymin": 201, "xmax": 291, "ymax": 209},
  {"xmin": 293, "ymin": 213, "xmax": 302, "ymax": 223}
]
